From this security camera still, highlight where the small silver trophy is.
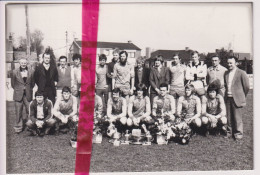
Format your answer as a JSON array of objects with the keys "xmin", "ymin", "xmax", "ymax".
[
  {"xmin": 142, "ymin": 124, "xmax": 152, "ymax": 145},
  {"xmin": 121, "ymin": 130, "xmax": 130, "ymax": 145}
]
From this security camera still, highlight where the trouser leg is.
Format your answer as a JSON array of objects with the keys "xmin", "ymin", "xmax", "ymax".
[
  {"xmin": 150, "ymin": 93, "xmax": 157, "ymax": 109},
  {"xmin": 226, "ymin": 97, "xmax": 233, "ymax": 136},
  {"xmin": 14, "ymin": 100, "xmax": 23, "ymax": 133},
  {"xmin": 22, "ymin": 95, "xmax": 30, "ymax": 121},
  {"xmin": 44, "ymin": 87, "xmax": 56, "ymax": 105},
  {"xmin": 231, "ymin": 100, "xmax": 243, "ymax": 138}
]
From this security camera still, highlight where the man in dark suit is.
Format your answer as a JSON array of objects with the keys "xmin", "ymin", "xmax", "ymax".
[
  {"xmin": 149, "ymin": 55, "xmax": 170, "ymax": 108},
  {"xmin": 11, "ymin": 58, "xmax": 35, "ymax": 133},
  {"xmin": 224, "ymin": 56, "xmax": 249, "ymax": 140},
  {"xmin": 34, "ymin": 52, "xmax": 58, "ymax": 105},
  {"xmin": 134, "ymin": 59, "xmax": 150, "ymax": 89}
]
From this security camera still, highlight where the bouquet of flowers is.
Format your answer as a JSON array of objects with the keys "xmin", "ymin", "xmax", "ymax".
[
  {"xmin": 171, "ymin": 116, "xmax": 192, "ymax": 144},
  {"xmin": 154, "ymin": 116, "xmax": 176, "ymax": 141}
]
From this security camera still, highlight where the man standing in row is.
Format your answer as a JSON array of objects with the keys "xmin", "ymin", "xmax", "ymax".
[
  {"xmin": 149, "ymin": 55, "xmax": 169, "ymax": 108},
  {"xmin": 112, "ymin": 51, "xmax": 135, "ymax": 103},
  {"xmin": 11, "ymin": 58, "xmax": 35, "ymax": 133},
  {"xmin": 186, "ymin": 51, "xmax": 207, "ymax": 96},
  {"xmin": 207, "ymin": 54, "xmax": 227, "ymax": 96},
  {"xmin": 56, "ymin": 56, "xmax": 71, "ymax": 99},
  {"xmin": 224, "ymin": 56, "xmax": 249, "ymax": 140},
  {"xmin": 107, "ymin": 48, "xmax": 120, "ymax": 99},
  {"xmin": 34, "ymin": 52, "xmax": 58, "ymax": 105},
  {"xmin": 169, "ymin": 53, "xmax": 186, "ymax": 101},
  {"xmin": 134, "ymin": 59, "xmax": 150, "ymax": 89}
]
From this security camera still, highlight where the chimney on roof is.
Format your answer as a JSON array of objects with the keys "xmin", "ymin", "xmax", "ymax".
[
  {"xmin": 128, "ymin": 40, "xmax": 132, "ymax": 43},
  {"xmin": 185, "ymin": 47, "xmax": 189, "ymax": 51}
]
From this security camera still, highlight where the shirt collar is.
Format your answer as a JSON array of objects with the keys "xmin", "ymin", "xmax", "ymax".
[
  {"xmin": 37, "ymin": 101, "xmax": 44, "ymax": 106},
  {"xmin": 60, "ymin": 65, "xmax": 67, "ymax": 69},
  {"xmin": 43, "ymin": 63, "xmax": 50, "ymax": 68},
  {"xmin": 211, "ymin": 65, "xmax": 220, "ymax": 71},
  {"xmin": 20, "ymin": 66, "xmax": 28, "ymax": 71}
]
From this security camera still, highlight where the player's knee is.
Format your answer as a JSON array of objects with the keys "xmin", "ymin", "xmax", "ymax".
[
  {"xmin": 127, "ymin": 118, "xmax": 133, "ymax": 126},
  {"xmin": 120, "ymin": 117, "xmax": 127, "ymax": 125},
  {"xmin": 170, "ymin": 115, "xmax": 175, "ymax": 122},
  {"xmin": 194, "ymin": 118, "xmax": 202, "ymax": 127},
  {"xmin": 201, "ymin": 116, "xmax": 209, "ymax": 125},
  {"xmin": 220, "ymin": 116, "xmax": 227, "ymax": 125},
  {"xmin": 46, "ymin": 118, "xmax": 56, "ymax": 127},
  {"xmin": 26, "ymin": 120, "xmax": 34, "ymax": 128},
  {"xmin": 72, "ymin": 115, "xmax": 79, "ymax": 122}
]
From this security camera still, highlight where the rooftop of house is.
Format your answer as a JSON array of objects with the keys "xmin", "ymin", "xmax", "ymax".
[{"xmin": 72, "ymin": 40, "xmax": 141, "ymax": 51}]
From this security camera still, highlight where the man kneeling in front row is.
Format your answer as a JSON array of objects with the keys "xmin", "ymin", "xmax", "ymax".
[
  {"xmin": 26, "ymin": 91, "xmax": 56, "ymax": 136},
  {"xmin": 53, "ymin": 86, "xmax": 78, "ymax": 137},
  {"xmin": 106, "ymin": 88, "xmax": 127, "ymax": 136}
]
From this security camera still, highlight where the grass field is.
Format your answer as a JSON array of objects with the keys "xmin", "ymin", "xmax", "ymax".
[{"xmin": 6, "ymin": 90, "xmax": 253, "ymax": 173}]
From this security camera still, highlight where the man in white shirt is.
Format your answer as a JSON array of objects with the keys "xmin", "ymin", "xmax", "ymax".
[
  {"xmin": 224, "ymin": 56, "xmax": 249, "ymax": 140},
  {"xmin": 186, "ymin": 51, "xmax": 207, "ymax": 96}
]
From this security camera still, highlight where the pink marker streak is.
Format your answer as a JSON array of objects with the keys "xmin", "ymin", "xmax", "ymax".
[{"xmin": 75, "ymin": 0, "xmax": 99, "ymax": 174}]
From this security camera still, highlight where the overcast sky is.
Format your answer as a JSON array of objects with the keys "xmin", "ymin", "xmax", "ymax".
[{"xmin": 6, "ymin": 2, "xmax": 252, "ymax": 57}]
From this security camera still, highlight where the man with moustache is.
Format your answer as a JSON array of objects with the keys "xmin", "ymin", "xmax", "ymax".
[
  {"xmin": 224, "ymin": 56, "xmax": 249, "ymax": 140},
  {"xmin": 107, "ymin": 48, "xmax": 120, "ymax": 98},
  {"xmin": 34, "ymin": 52, "xmax": 58, "ymax": 105},
  {"xmin": 207, "ymin": 54, "xmax": 227, "ymax": 96},
  {"xmin": 169, "ymin": 53, "xmax": 186, "ymax": 100},
  {"xmin": 11, "ymin": 58, "xmax": 35, "ymax": 133},
  {"xmin": 149, "ymin": 55, "xmax": 170, "ymax": 108},
  {"xmin": 112, "ymin": 51, "xmax": 135, "ymax": 102}
]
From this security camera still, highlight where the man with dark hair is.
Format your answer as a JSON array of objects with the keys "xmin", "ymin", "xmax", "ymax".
[
  {"xmin": 224, "ymin": 56, "xmax": 249, "ymax": 140},
  {"xmin": 11, "ymin": 58, "xmax": 35, "ymax": 133},
  {"xmin": 207, "ymin": 54, "xmax": 227, "ymax": 96},
  {"xmin": 34, "ymin": 52, "xmax": 58, "ymax": 105},
  {"xmin": 177, "ymin": 84, "xmax": 202, "ymax": 128},
  {"xmin": 106, "ymin": 88, "xmax": 127, "ymax": 135},
  {"xmin": 26, "ymin": 91, "xmax": 56, "ymax": 136},
  {"xmin": 71, "ymin": 53, "xmax": 82, "ymax": 97},
  {"xmin": 57, "ymin": 56, "xmax": 71, "ymax": 99},
  {"xmin": 152, "ymin": 83, "xmax": 175, "ymax": 122},
  {"xmin": 107, "ymin": 48, "xmax": 120, "ymax": 98},
  {"xmin": 169, "ymin": 53, "xmax": 186, "ymax": 100},
  {"xmin": 128, "ymin": 84, "xmax": 153, "ymax": 127},
  {"xmin": 96, "ymin": 54, "xmax": 109, "ymax": 112},
  {"xmin": 149, "ymin": 55, "xmax": 170, "ymax": 108},
  {"xmin": 201, "ymin": 81, "xmax": 227, "ymax": 134},
  {"xmin": 134, "ymin": 59, "xmax": 150, "ymax": 89},
  {"xmin": 186, "ymin": 51, "xmax": 207, "ymax": 96},
  {"xmin": 53, "ymin": 86, "xmax": 78, "ymax": 134},
  {"xmin": 112, "ymin": 51, "xmax": 135, "ymax": 102}
]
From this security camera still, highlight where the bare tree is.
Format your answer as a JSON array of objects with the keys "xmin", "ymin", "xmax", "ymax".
[{"xmin": 30, "ymin": 29, "xmax": 44, "ymax": 56}]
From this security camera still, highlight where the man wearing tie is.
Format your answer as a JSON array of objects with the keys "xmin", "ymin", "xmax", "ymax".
[
  {"xmin": 11, "ymin": 58, "xmax": 35, "ymax": 133},
  {"xmin": 56, "ymin": 56, "xmax": 71, "ymax": 99},
  {"xmin": 224, "ymin": 56, "xmax": 249, "ymax": 140},
  {"xmin": 149, "ymin": 55, "xmax": 170, "ymax": 108}
]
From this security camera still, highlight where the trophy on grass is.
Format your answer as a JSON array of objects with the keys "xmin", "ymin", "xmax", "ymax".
[
  {"xmin": 121, "ymin": 130, "xmax": 130, "ymax": 145},
  {"xmin": 142, "ymin": 124, "xmax": 152, "ymax": 145}
]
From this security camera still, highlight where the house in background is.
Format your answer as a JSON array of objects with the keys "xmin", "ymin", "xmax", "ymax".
[
  {"xmin": 147, "ymin": 47, "xmax": 206, "ymax": 68},
  {"xmin": 69, "ymin": 40, "xmax": 141, "ymax": 65}
]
